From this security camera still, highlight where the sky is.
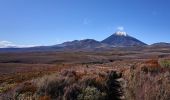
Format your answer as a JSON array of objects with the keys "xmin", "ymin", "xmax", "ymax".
[{"xmin": 0, "ymin": 0, "xmax": 170, "ymax": 47}]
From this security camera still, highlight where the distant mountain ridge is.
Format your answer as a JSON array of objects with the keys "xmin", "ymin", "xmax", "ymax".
[
  {"xmin": 56, "ymin": 31, "xmax": 147, "ymax": 49},
  {"xmin": 150, "ymin": 42, "xmax": 170, "ymax": 47},
  {"xmin": 1, "ymin": 31, "xmax": 170, "ymax": 52},
  {"xmin": 58, "ymin": 39, "xmax": 101, "ymax": 47},
  {"xmin": 57, "ymin": 39, "xmax": 110, "ymax": 50}
]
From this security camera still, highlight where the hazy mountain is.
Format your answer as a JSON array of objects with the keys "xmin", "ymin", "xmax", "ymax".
[
  {"xmin": 4, "ymin": 31, "xmax": 170, "ymax": 53},
  {"xmin": 101, "ymin": 31, "xmax": 147, "ymax": 46},
  {"xmin": 57, "ymin": 39, "xmax": 110, "ymax": 50},
  {"xmin": 150, "ymin": 42, "xmax": 170, "ymax": 47}
]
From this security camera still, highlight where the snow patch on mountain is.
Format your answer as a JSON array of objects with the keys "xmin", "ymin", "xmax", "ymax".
[{"xmin": 115, "ymin": 31, "xmax": 127, "ymax": 36}]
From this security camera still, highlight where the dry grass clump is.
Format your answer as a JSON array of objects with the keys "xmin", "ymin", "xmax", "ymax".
[
  {"xmin": 39, "ymin": 95, "xmax": 51, "ymax": 100},
  {"xmin": 14, "ymin": 81, "xmax": 37, "ymax": 100},
  {"xmin": 141, "ymin": 59, "xmax": 161, "ymax": 73},
  {"xmin": 140, "ymin": 59, "xmax": 170, "ymax": 74},
  {"xmin": 12, "ymin": 69, "xmax": 122, "ymax": 100},
  {"xmin": 0, "ymin": 83, "xmax": 16, "ymax": 94},
  {"xmin": 124, "ymin": 60, "xmax": 170, "ymax": 100}
]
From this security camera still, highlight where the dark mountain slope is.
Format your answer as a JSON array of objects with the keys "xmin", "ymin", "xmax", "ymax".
[{"xmin": 102, "ymin": 31, "xmax": 147, "ymax": 46}]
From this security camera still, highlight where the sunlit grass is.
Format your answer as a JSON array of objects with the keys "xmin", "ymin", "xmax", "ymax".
[{"xmin": 160, "ymin": 59, "xmax": 170, "ymax": 68}]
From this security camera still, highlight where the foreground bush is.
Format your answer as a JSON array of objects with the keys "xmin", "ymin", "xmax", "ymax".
[
  {"xmin": 14, "ymin": 82, "xmax": 37, "ymax": 100},
  {"xmin": 124, "ymin": 61, "xmax": 170, "ymax": 100},
  {"xmin": 13, "ymin": 70, "xmax": 122, "ymax": 100}
]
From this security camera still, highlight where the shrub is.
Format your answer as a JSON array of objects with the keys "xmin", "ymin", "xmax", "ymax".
[
  {"xmin": 160, "ymin": 59, "xmax": 170, "ymax": 68},
  {"xmin": 141, "ymin": 59, "xmax": 161, "ymax": 73},
  {"xmin": 141, "ymin": 65, "xmax": 161, "ymax": 73},
  {"xmin": 14, "ymin": 82, "xmax": 37, "ymax": 100},
  {"xmin": 79, "ymin": 76, "xmax": 98, "ymax": 88},
  {"xmin": 37, "ymin": 75, "xmax": 68, "ymax": 98},
  {"xmin": 39, "ymin": 96, "xmax": 51, "ymax": 100},
  {"xmin": 125, "ymin": 62, "xmax": 170, "ymax": 100},
  {"xmin": 77, "ymin": 86, "xmax": 106, "ymax": 100},
  {"xmin": 36, "ymin": 70, "xmax": 79, "ymax": 99},
  {"xmin": 15, "ymin": 92, "xmax": 36, "ymax": 100},
  {"xmin": 13, "ymin": 70, "xmax": 122, "ymax": 100},
  {"xmin": 0, "ymin": 83, "xmax": 16, "ymax": 93},
  {"xmin": 64, "ymin": 84, "xmax": 81, "ymax": 100}
]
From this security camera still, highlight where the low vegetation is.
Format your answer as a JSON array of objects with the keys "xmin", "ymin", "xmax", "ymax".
[
  {"xmin": 13, "ymin": 70, "xmax": 122, "ymax": 100},
  {"xmin": 1, "ymin": 49, "xmax": 170, "ymax": 99},
  {"xmin": 160, "ymin": 59, "xmax": 170, "ymax": 68},
  {"xmin": 141, "ymin": 59, "xmax": 161, "ymax": 73},
  {"xmin": 0, "ymin": 83, "xmax": 16, "ymax": 93},
  {"xmin": 124, "ymin": 59, "xmax": 170, "ymax": 100}
]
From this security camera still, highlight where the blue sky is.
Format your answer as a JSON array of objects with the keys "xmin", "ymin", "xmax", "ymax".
[{"xmin": 0, "ymin": 0, "xmax": 170, "ymax": 47}]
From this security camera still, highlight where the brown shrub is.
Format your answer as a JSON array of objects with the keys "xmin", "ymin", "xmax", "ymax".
[
  {"xmin": 124, "ymin": 62, "xmax": 170, "ymax": 100},
  {"xmin": 14, "ymin": 82, "xmax": 37, "ymax": 100},
  {"xmin": 15, "ymin": 82, "xmax": 37, "ymax": 94},
  {"xmin": 12, "ymin": 69, "xmax": 122, "ymax": 100},
  {"xmin": 39, "ymin": 96, "xmax": 51, "ymax": 100},
  {"xmin": 141, "ymin": 59, "xmax": 161, "ymax": 73}
]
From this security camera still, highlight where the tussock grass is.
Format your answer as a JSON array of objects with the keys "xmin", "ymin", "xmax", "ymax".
[
  {"xmin": 160, "ymin": 59, "xmax": 170, "ymax": 68},
  {"xmin": 12, "ymin": 69, "xmax": 122, "ymax": 100}
]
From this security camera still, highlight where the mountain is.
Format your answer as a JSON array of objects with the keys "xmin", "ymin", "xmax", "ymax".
[
  {"xmin": 150, "ymin": 42, "xmax": 170, "ymax": 47},
  {"xmin": 101, "ymin": 31, "xmax": 147, "ymax": 46},
  {"xmin": 57, "ymin": 39, "xmax": 109, "ymax": 50},
  {"xmin": 0, "ymin": 31, "xmax": 154, "ymax": 52}
]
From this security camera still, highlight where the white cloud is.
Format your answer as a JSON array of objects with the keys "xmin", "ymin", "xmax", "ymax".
[
  {"xmin": 117, "ymin": 26, "xmax": 124, "ymax": 31},
  {"xmin": 0, "ymin": 41, "xmax": 15, "ymax": 48},
  {"xmin": 0, "ymin": 41, "xmax": 37, "ymax": 48}
]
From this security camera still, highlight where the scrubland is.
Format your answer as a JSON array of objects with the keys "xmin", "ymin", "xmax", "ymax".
[{"xmin": 0, "ymin": 47, "xmax": 170, "ymax": 100}]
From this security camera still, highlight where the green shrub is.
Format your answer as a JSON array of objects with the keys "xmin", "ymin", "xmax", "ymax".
[
  {"xmin": 160, "ymin": 60, "xmax": 170, "ymax": 68},
  {"xmin": 0, "ymin": 83, "xmax": 16, "ymax": 93},
  {"xmin": 77, "ymin": 86, "xmax": 106, "ymax": 100}
]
